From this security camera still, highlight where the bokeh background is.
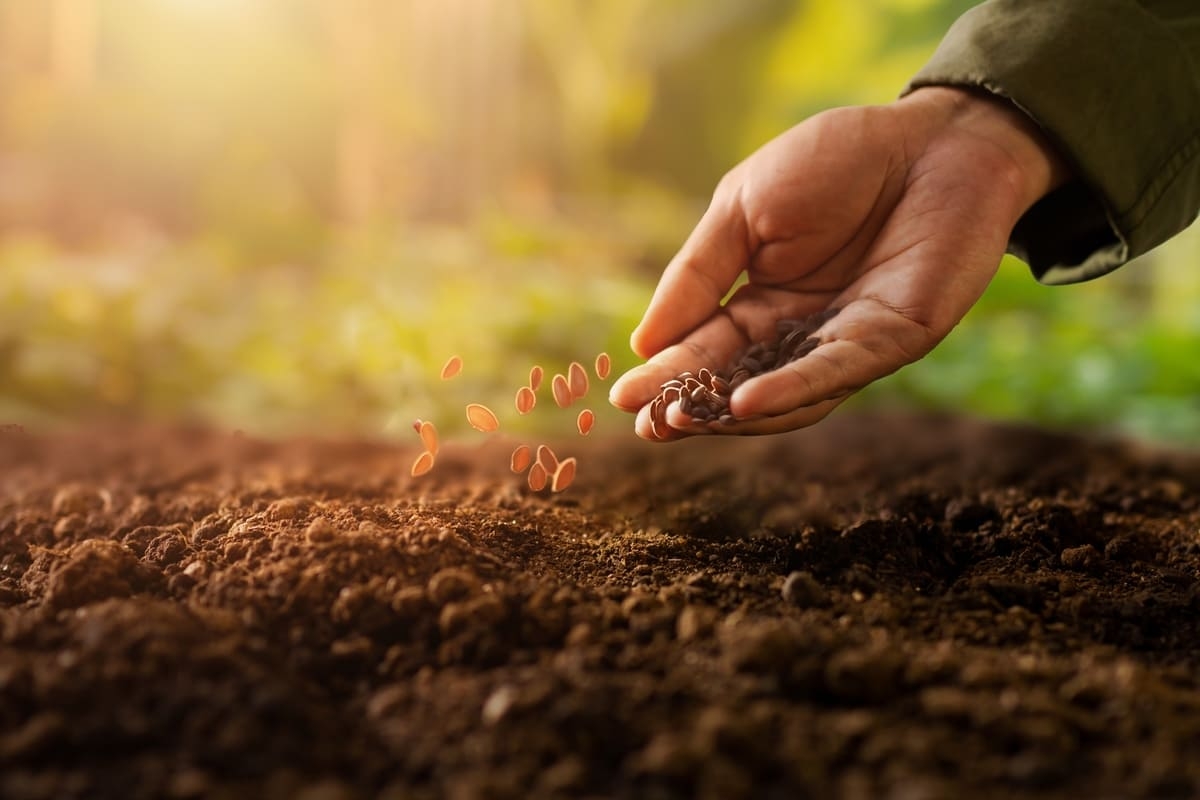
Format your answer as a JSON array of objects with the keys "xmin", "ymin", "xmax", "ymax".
[{"xmin": 1, "ymin": 0, "xmax": 1197, "ymax": 442}]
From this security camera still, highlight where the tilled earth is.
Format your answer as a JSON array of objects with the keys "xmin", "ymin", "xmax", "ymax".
[{"xmin": 3, "ymin": 413, "xmax": 1200, "ymax": 800}]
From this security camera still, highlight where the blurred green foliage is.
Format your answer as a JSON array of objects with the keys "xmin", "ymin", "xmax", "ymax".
[{"xmin": 0, "ymin": 0, "xmax": 1197, "ymax": 443}]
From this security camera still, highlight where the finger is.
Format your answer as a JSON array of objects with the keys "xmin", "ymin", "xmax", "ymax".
[
  {"xmin": 609, "ymin": 312, "xmax": 748, "ymax": 413},
  {"xmin": 729, "ymin": 302, "xmax": 929, "ymax": 418},
  {"xmin": 629, "ymin": 186, "xmax": 751, "ymax": 359},
  {"xmin": 634, "ymin": 401, "xmax": 692, "ymax": 442},
  {"xmin": 697, "ymin": 396, "xmax": 846, "ymax": 436}
]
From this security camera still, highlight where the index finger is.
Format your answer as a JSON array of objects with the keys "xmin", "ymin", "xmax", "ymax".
[{"xmin": 629, "ymin": 184, "xmax": 751, "ymax": 359}]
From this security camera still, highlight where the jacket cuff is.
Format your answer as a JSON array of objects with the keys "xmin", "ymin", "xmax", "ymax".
[{"xmin": 903, "ymin": 0, "xmax": 1200, "ymax": 284}]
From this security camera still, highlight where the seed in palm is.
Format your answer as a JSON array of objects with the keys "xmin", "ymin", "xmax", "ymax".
[
  {"xmin": 515, "ymin": 386, "xmax": 536, "ymax": 415},
  {"xmin": 551, "ymin": 374, "xmax": 572, "ymax": 409},
  {"xmin": 418, "ymin": 420, "xmax": 439, "ymax": 455},
  {"xmin": 551, "ymin": 458, "xmax": 577, "ymax": 492},
  {"xmin": 595, "ymin": 352, "xmax": 611, "ymax": 380},
  {"xmin": 576, "ymin": 409, "xmax": 594, "ymax": 436},
  {"xmin": 568, "ymin": 361, "xmax": 589, "ymax": 399},
  {"xmin": 465, "ymin": 403, "xmax": 500, "ymax": 433},
  {"xmin": 440, "ymin": 355, "xmax": 463, "ymax": 380},
  {"xmin": 411, "ymin": 451, "xmax": 435, "ymax": 477},
  {"xmin": 510, "ymin": 444, "xmax": 532, "ymax": 473},
  {"xmin": 527, "ymin": 462, "xmax": 548, "ymax": 491}
]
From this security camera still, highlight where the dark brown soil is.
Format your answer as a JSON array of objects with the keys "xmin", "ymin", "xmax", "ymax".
[{"xmin": 3, "ymin": 413, "xmax": 1200, "ymax": 800}]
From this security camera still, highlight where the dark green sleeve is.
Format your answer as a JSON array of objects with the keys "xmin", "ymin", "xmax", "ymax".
[{"xmin": 904, "ymin": 0, "xmax": 1200, "ymax": 284}]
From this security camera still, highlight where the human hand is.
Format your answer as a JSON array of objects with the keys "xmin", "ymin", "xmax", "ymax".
[{"xmin": 609, "ymin": 87, "xmax": 1069, "ymax": 440}]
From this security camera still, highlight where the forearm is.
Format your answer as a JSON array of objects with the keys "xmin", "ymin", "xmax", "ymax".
[{"xmin": 905, "ymin": 0, "xmax": 1200, "ymax": 284}]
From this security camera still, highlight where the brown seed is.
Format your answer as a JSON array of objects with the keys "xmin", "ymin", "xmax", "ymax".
[
  {"xmin": 551, "ymin": 374, "xmax": 572, "ymax": 408},
  {"xmin": 698, "ymin": 368, "xmax": 712, "ymax": 386},
  {"xmin": 527, "ymin": 462, "xmax": 548, "ymax": 491},
  {"xmin": 662, "ymin": 386, "xmax": 681, "ymax": 405},
  {"xmin": 510, "ymin": 444, "xmax": 532, "ymax": 473},
  {"xmin": 660, "ymin": 379, "xmax": 683, "ymax": 391},
  {"xmin": 690, "ymin": 385, "xmax": 708, "ymax": 404},
  {"xmin": 648, "ymin": 398, "xmax": 664, "ymax": 439},
  {"xmin": 529, "ymin": 365, "xmax": 544, "ymax": 392},
  {"xmin": 568, "ymin": 361, "xmax": 589, "ymax": 400},
  {"xmin": 551, "ymin": 458, "xmax": 577, "ymax": 492},
  {"xmin": 465, "ymin": 403, "xmax": 499, "ymax": 433},
  {"xmin": 718, "ymin": 414, "xmax": 736, "ymax": 425},
  {"xmin": 710, "ymin": 375, "xmax": 731, "ymax": 395},
  {"xmin": 418, "ymin": 420, "xmax": 439, "ymax": 455},
  {"xmin": 577, "ymin": 409, "xmax": 595, "ymax": 436},
  {"xmin": 536, "ymin": 444, "xmax": 559, "ymax": 474},
  {"xmin": 679, "ymin": 393, "xmax": 693, "ymax": 416},
  {"xmin": 595, "ymin": 352, "xmax": 611, "ymax": 380},
  {"xmin": 440, "ymin": 356, "xmax": 463, "ymax": 380},
  {"xmin": 411, "ymin": 451, "xmax": 434, "ymax": 477},
  {"xmin": 515, "ymin": 386, "xmax": 536, "ymax": 415}
]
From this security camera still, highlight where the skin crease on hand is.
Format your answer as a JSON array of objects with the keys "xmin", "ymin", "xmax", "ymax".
[{"xmin": 608, "ymin": 86, "xmax": 1072, "ymax": 441}]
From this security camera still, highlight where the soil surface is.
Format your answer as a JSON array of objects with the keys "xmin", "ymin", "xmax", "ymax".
[{"xmin": 3, "ymin": 413, "xmax": 1200, "ymax": 800}]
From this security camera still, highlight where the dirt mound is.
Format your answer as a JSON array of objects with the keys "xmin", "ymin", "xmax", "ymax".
[{"xmin": 2, "ymin": 413, "xmax": 1200, "ymax": 799}]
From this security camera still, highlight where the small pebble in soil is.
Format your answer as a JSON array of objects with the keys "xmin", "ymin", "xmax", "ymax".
[{"xmin": 781, "ymin": 571, "xmax": 829, "ymax": 608}]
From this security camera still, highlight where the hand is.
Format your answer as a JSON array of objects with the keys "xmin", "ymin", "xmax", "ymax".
[{"xmin": 609, "ymin": 87, "xmax": 1069, "ymax": 440}]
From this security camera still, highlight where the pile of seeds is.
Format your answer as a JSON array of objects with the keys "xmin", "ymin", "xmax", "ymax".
[
  {"xmin": 410, "ymin": 353, "xmax": 609, "ymax": 493},
  {"xmin": 648, "ymin": 308, "xmax": 839, "ymax": 437}
]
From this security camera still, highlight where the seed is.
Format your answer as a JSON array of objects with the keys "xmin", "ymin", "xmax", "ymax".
[
  {"xmin": 418, "ymin": 420, "xmax": 439, "ymax": 455},
  {"xmin": 527, "ymin": 462, "xmax": 548, "ymax": 491},
  {"xmin": 660, "ymin": 379, "xmax": 683, "ymax": 391},
  {"xmin": 710, "ymin": 375, "xmax": 731, "ymax": 395},
  {"xmin": 510, "ymin": 444, "xmax": 532, "ymax": 473},
  {"xmin": 411, "ymin": 451, "xmax": 434, "ymax": 477},
  {"xmin": 718, "ymin": 414, "xmax": 736, "ymax": 425},
  {"xmin": 577, "ymin": 409, "xmax": 595, "ymax": 436},
  {"xmin": 741, "ymin": 357, "xmax": 761, "ymax": 373},
  {"xmin": 465, "ymin": 403, "xmax": 500, "ymax": 433},
  {"xmin": 551, "ymin": 458, "xmax": 577, "ymax": 492},
  {"xmin": 595, "ymin": 352, "xmax": 611, "ymax": 380},
  {"xmin": 515, "ymin": 386, "xmax": 536, "ymax": 415},
  {"xmin": 648, "ymin": 398, "xmax": 664, "ymax": 439},
  {"xmin": 440, "ymin": 356, "xmax": 463, "ymax": 380},
  {"xmin": 698, "ymin": 368, "xmax": 712, "ymax": 386},
  {"xmin": 678, "ymin": 393, "xmax": 693, "ymax": 416},
  {"xmin": 568, "ymin": 361, "xmax": 589, "ymax": 399},
  {"xmin": 690, "ymin": 385, "xmax": 708, "ymax": 404},
  {"xmin": 552, "ymin": 374, "xmax": 572, "ymax": 408},
  {"xmin": 411, "ymin": 419, "xmax": 423, "ymax": 434},
  {"xmin": 529, "ymin": 365, "xmax": 544, "ymax": 392},
  {"xmin": 536, "ymin": 444, "xmax": 559, "ymax": 474}
]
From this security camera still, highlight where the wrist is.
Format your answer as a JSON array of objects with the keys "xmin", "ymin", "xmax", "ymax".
[{"xmin": 901, "ymin": 86, "xmax": 1072, "ymax": 217}]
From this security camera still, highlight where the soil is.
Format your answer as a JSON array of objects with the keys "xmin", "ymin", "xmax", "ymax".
[{"xmin": 3, "ymin": 412, "xmax": 1200, "ymax": 800}]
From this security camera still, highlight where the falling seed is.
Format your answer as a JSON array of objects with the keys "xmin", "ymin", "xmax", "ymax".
[
  {"xmin": 551, "ymin": 374, "xmax": 572, "ymax": 409},
  {"xmin": 510, "ymin": 444, "xmax": 532, "ymax": 473},
  {"xmin": 418, "ymin": 420, "xmax": 439, "ymax": 455},
  {"xmin": 577, "ymin": 409, "xmax": 595, "ymax": 436},
  {"xmin": 411, "ymin": 451, "xmax": 435, "ymax": 477},
  {"xmin": 527, "ymin": 462, "xmax": 548, "ymax": 491},
  {"xmin": 551, "ymin": 458, "xmax": 577, "ymax": 492},
  {"xmin": 465, "ymin": 403, "xmax": 500, "ymax": 433},
  {"xmin": 568, "ymin": 362, "xmax": 589, "ymax": 400},
  {"xmin": 440, "ymin": 355, "xmax": 463, "ymax": 380},
  {"xmin": 595, "ymin": 352, "xmax": 611, "ymax": 380},
  {"xmin": 536, "ymin": 444, "xmax": 559, "ymax": 474},
  {"xmin": 529, "ymin": 366, "xmax": 544, "ymax": 392},
  {"xmin": 515, "ymin": 386, "xmax": 536, "ymax": 415}
]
